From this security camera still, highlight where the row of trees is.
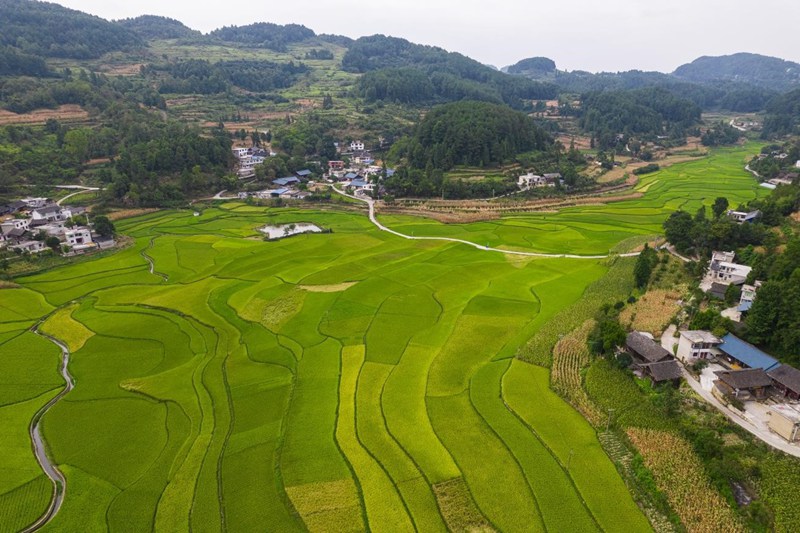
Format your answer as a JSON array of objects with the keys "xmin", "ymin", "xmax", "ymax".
[
  {"xmin": 145, "ymin": 59, "xmax": 309, "ymax": 95},
  {"xmin": 663, "ymin": 200, "xmax": 767, "ymax": 256}
]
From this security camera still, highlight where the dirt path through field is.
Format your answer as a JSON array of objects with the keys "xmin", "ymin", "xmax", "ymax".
[
  {"xmin": 332, "ymin": 186, "xmax": 640, "ymax": 259},
  {"xmin": 23, "ymin": 326, "xmax": 74, "ymax": 532}
]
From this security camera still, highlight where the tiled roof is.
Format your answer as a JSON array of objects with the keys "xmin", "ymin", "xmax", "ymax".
[{"xmin": 626, "ymin": 332, "xmax": 672, "ymax": 363}]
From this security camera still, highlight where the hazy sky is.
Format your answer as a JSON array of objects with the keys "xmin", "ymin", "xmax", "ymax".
[{"xmin": 56, "ymin": 0, "xmax": 799, "ymax": 73}]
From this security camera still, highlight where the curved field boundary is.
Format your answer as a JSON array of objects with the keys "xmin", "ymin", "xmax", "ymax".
[
  {"xmin": 332, "ymin": 187, "xmax": 640, "ymax": 259},
  {"xmin": 141, "ymin": 238, "xmax": 169, "ymax": 281},
  {"xmin": 22, "ymin": 326, "xmax": 74, "ymax": 532}
]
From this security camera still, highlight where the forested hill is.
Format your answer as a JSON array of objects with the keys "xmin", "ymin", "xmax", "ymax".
[
  {"xmin": 504, "ymin": 57, "xmax": 557, "ymax": 77},
  {"xmin": 208, "ymin": 23, "xmax": 316, "ymax": 51},
  {"xmin": 401, "ymin": 100, "xmax": 552, "ymax": 170},
  {"xmin": 345, "ymin": 35, "xmax": 557, "ymax": 109},
  {"xmin": 0, "ymin": 0, "xmax": 143, "ymax": 59},
  {"xmin": 674, "ymin": 53, "xmax": 800, "ymax": 92},
  {"xmin": 116, "ymin": 15, "xmax": 202, "ymax": 40},
  {"xmin": 762, "ymin": 88, "xmax": 800, "ymax": 137},
  {"xmin": 580, "ymin": 87, "xmax": 701, "ymax": 148}
]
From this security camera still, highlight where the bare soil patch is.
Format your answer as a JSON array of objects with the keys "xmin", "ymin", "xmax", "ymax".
[
  {"xmin": 98, "ymin": 63, "xmax": 144, "ymax": 76},
  {"xmin": 299, "ymin": 282, "xmax": 357, "ymax": 293},
  {"xmin": 0, "ymin": 105, "xmax": 89, "ymax": 125},
  {"xmin": 106, "ymin": 208, "xmax": 160, "ymax": 221}
]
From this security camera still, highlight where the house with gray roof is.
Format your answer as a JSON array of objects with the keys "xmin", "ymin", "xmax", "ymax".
[
  {"xmin": 626, "ymin": 331, "xmax": 673, "ymax": 365},
  {"xmin": 769, "ymin": 366, "xmax": 800, "ymax": 401}
]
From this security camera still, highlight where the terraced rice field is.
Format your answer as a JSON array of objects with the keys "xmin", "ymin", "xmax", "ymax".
[{"xmin": 0, "ymin": 145, "xmax": 765, "ymax": 531}]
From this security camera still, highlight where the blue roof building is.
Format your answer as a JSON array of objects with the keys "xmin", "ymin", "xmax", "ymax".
[
  {"xmin": 719, "ymin": 333, "xmax": 781, "ymax": 371},
  {"xmin": 344, "ymin": 172, "xmax": 358, "ymax": 180},
  {"xmin": 350, "ymin": 179, "xmax": 369, "ymax": 188},
  {"xmin": 273, "ymin": 177, "xmax": 300, "ymax": 186},
  {"xmin": 296, "ymin": 169, "xmax": 312, "ymax": 178}
]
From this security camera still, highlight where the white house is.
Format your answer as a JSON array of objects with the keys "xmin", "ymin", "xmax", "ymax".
[
  {"xmin": 676, "ymin": 330, "xmax": 723, "ymax": 365},
  {"xmin": 31, "ymin": 205, "xmax": 71, "ymax": 223},
  {"xmin": 1, "ymin": 219, "xmax": 30, "ymax": 232},
  {"xmin": 13, "ymin": 240, "xmax": 46, "ymax": 254},
  {"xmin": 708, "ymin": 250, "xmax": 751, "ymax": 285},
  {"xmin": 727, "ymin": 210, "xmax": 761, "ymax": 224},
  {"xmin": 517, "ymin": 173, "xmax": 553, "ymax": 189},
  {"xmin": 64, "ymin": 227, "xmax": 93, "ymax": 248},
  {"xmin": 350, "ymin": 140, "xmax": 365, "ymax": 152},
  {"xmin": 795, "ymin": 160, "xmax": 800, "ymax": 169},
  {"xmin": 232, "ymin": 147, "xmax": 250, "ymax": 158},
  {"xmin": 21, "ymin": 197, "xmax": 49, "ymax": 209}
]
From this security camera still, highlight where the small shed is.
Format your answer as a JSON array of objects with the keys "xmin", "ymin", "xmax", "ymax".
[
  {"xmin": 768, "ymin": 365, "xmax": 800, "ymax": 400},
  {"xmin": 273, "ymin": 176, "xmax": 301, "ymax": 186},
  {"xmin": 642, "ymin": 360, "xmax": 683, "ymax": 387},
  {"xmin": 768, "ymin": 405, "xmax": 800, "ymax": 442}
]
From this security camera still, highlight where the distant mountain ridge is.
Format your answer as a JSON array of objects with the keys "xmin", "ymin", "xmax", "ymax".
[
  {"xmin": 673, "ymin": 53, "xmax": 800, "ymax": 91},
  {"xmin": 504, "ymin": 52, "xmax": 800, "ymax": 94}
]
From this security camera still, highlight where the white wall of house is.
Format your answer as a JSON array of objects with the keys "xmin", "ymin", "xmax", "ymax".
[
  {"xmin": 676, "ymin": 334, "xmax": 721, "ymax": 364},
  {"xmin": 65, "ymin": 227, "xmax": 92, "ymax": 247}
]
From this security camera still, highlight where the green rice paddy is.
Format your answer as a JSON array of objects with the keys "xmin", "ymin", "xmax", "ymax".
[{"xmin": 0, "ymin": 145, "xmax": 765, "ymax": 531}]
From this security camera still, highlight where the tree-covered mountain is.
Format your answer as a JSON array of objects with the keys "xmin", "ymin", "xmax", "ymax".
[
  {"xmin": 580, "ymin": 87, "xmax": 701, "ymax": 148},
  {"xmin": 208, "ymin": 22, "xmax": 315, "ymax": 51},
  {"xmin": 505, "ymin": 57, "xmax": 557, "ymax": 76},
  {"xmin": 344, "ymin": 35, "xmax": 557, "ymax": 109},
  {"xmin": 399, "ymin": 100, "xmax": 552, "ymax": 170},
  {"xmin": 673, "ymin": 53, "xmax": 800, "ymax": 92},
  {"xmin": 504, "ymin": 60, "xmax": 778, "ymax": 113},
  {"xmin": 0, "ymin": 0, "xmax": 143, "ymax": 59},
  {"xmin": 762, "ymin": 88, "xmax": 800, "ymax": 138},
  {"xmin": 116, "ymin": 15, "xmax": 202, "ymax": 40}
]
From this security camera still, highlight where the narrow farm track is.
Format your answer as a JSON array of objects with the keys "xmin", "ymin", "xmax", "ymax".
[
  {"xmin": 22, "ymin": 326, "xmax": 73, "ymax": 533},
  {"xmin": 332, "ymin": 187, "xmax": 641, "ymax": 259}
]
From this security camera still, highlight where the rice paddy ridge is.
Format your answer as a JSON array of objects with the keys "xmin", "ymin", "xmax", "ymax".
[{"xmin": 0, "ymin": 144, "xmax": 767, "ymax": 532}]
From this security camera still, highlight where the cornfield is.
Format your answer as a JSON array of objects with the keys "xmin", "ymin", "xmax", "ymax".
[
  {"xmin": 627, "ymin": 428, "xmax": 744, "ymax": 533},
  {"xmin": 620, "ymin": 288, "xmax": 685, "ymax": 338},
  {"xmin": 551, "ymin": 320, "xmax": 603, "ymax": 425}
]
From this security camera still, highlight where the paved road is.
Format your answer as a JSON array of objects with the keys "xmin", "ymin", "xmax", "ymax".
[
  {"xmin": 660, "ymin": 325, "xmax": 800, "ymax": 457},
  {"xmin": 333, "ymin": 187, "xmax": 641, "ymax": 260},
  {"xmin": 55, "ymin": 186, "xmax": 101, "ymax": 206}
]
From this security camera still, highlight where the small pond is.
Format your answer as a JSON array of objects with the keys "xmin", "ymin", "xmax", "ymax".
[{"xmin": 260, "ymin": 222, "xmax": 324, "ymax": 240}]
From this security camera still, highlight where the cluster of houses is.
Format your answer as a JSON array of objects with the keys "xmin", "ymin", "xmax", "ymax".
[
  {"xmin": 233, "ymin": 146, "xmax": 275, "ymax": 179},
  {"xmin": 517, "ymin": 172, "xmax": 563, "ymax": 190},
  {"xmin": 0, "ymin": 198, "xmax": 105, "ymax": 255},
  {"xmin": 755, "ymin": 151, "xmax": 800, "ymax": 189},
  {"xmin": 232, "ymin": 140, "xmax": 394, "ymax": 199},
  {"xmin": 701, "ymin": 250, "xmax": 762, "ymax": 322},
  {"xmin": 237, "ymin": 172, "xmax": 313, "ymax": 201},
  {"xmin": 623, "ymin": 247, "xmax": 800, "ymax": 444},
  {"xmin": 625, "ymin": 328, "xmax": 800, "ymax": 443}
]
